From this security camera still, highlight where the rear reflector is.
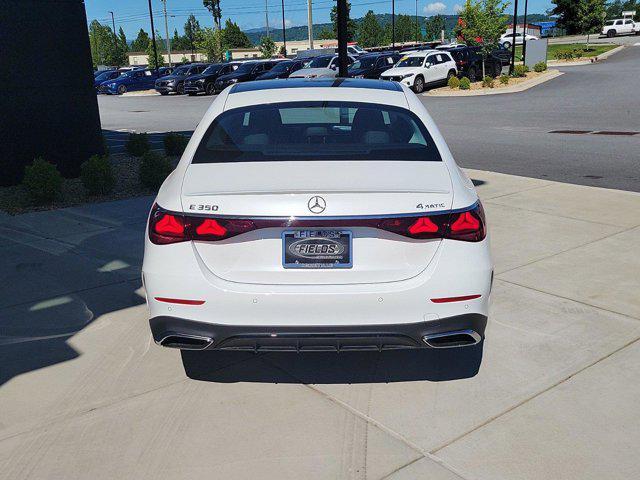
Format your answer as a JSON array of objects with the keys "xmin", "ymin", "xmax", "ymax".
[
  {"xmin": 148, "ymin": 201, "xmax": 486, "ymax": 244},
  {"xmin": 154, "ymin": 297, "xmax": 205, "ymax": 305},
  {"xmin": 431, "ymin": 294, "xmax": 482, "ymax": 303}
]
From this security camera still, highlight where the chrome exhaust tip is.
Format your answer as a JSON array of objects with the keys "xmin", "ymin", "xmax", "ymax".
[
  {"xmin": 158, "ymin": 334, "xmax": 213, "ymax": 350},
  {"xmin": 422, "ymin": 330, "xmax": 482, "ymax": 348}
]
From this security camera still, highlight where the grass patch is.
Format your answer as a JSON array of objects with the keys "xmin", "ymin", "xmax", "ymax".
[{"xmin": 513, "ymin": 43, "xmax": 616, "ymax": 61}]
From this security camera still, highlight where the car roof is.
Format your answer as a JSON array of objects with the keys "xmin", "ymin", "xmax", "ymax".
[{"xmin": 403, "ymin": 50, "xmax": 437, "ymax": 57}]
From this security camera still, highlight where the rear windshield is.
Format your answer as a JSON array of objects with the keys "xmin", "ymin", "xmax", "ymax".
[{"xmin": 192, "ymin": 102, "xmax": 442, "ymax": 164}]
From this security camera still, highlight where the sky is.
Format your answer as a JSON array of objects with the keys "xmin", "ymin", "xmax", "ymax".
[{"xmin": 86, "ymin": 0, "xmax": 554, "ymax": 38}]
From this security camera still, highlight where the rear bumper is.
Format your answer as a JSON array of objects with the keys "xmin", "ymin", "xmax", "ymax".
[{"xmin": 150, "ymin": 313, "xmax": 487, "ymax": 351}]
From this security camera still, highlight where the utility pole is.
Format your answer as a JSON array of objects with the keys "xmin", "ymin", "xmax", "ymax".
[
  {"xmin": 108, "ymin": 11, "xmax": 118, "ymax": 66},
  {"xmin": 147, "ymin": 0, "xmax": 159, "ymax": 73},
  {"xmin": 509, "ymin": 0, "xmax": 519, "ymax": 74},
  {"xmin": 337, "ymin": 0, "xmax": 348, "ymax": 77},
  {"xmin": 307, "ymin": 0, "xmax": 314, "ymax": 49},
  {"xmin": 281, "ymin": 0, "xmax": 287, "ymax": 56},
  {"xmin": 415, "ymin": 0, "xmax": 418, "ymax": 44},
  {"xmin": 265, "ymin": 0, "xmax": 270, "ymax": 38},
  {"xmin": 392, "ymin": 0, "xmax": 396, "ymax": 49},
  {"xmin": 161, "ymin": 0, "xmax": 172, "ymax": 67},
  {"xmin": 522, "ymin": 0, "xmax": 529, "ymax": 65}
]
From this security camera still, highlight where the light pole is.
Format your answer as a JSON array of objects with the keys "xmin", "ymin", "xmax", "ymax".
[
  {"xmin": 509, "ymin": 0, "xmax": 519, "ymax": 74},
  {"xmin": 281, "ymin": 0, "xmax": 287, "ymax": 55},
  {"xmin": 109, "ymin": 11, "xmax": 118, "ymax": 60},
  {"xmin": 265, "ymin": 0, "xmax": 270, "ymax": 39},
  {"xmin": 415, "ymin": 0, "xmax": 419, "ymax": 44},
  {"xmin": 161, "ymin": 0, "xmax": 172, "ymax": 67},
  {"xmin": 522, "ymin": 0, "xmax": 529, "ymax": 65},
  {"xmin": 307, "ymin": 0, "xmax": 314, "ymax": 49},
  {"xmin": 337, "ymin": 0, "xmax": 348, "ymax": 76},
  {"xmin": 392, "ymin": 0, "xmax": 396, "ymax": 49},
  {"xmin": 147, "ymin": 0, "xmax": 159, "ymax": 73}
]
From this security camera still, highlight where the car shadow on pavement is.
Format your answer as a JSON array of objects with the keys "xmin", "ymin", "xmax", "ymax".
[{"xmin": 181, "ymin": 343, "xmax": 484, "ymax": 384}]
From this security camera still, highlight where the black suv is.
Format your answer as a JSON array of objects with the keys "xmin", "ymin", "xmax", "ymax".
[
  {"xmin": 436, "ymin": 45, "xmax": 510, "ymax": 80},
  {"xmin": 155, "ymin": 63, "xmax": 209, "ymax": 95},
  {"xmin": 347, "ymin": 52, "xmax": 401, "ymax": 79},
  {"xmin": 184, "ymin": 62, "xmax": 240, "ymax": 95},
  {"xmin": 213, "ymin": 60, "xmax": 280, "ymax": 93},
  {"xmin": 255, "ymin": 59, "xmax": 307, "ymax": 80}
]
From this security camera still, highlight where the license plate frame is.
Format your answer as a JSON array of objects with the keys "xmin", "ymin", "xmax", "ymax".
[{"xmin": 282, "ymin": 230, "xmax": 353, "ymax": 269}]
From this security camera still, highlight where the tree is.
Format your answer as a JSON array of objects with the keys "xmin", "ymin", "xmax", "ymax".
[
  {"xmin": 424, "ymin": 15, "xmax": 445, "ymax": 41},
  {"xmin": 330, "ymin": 1, "xmax": 357, "ymax": 42},
  {"xmin": 357, "ymin": 10, "xmax": 384, "ymax": 47},
  {"xmin": 606, "ymin": 1, "xmax": 639, "ymax": 20},
  {"xmin": 118, "ymin": 27, "xmax": 128, "ymax": 52},
  {"xmin": 456, "ymin": 0, "xmax": 509, "ymax": 77},
  {"xmin": 223, "ymin": 19, "xmax": 253, "ymax": 48},
  {"xmin": 184, "ymin": 14, "xmax": 202, "ymax": 53},
  {"xmin": 259, "ymin": 36, "xmax": 277, "ymax": 58},
  {"xmin": 146, "ymin": 39, "xmax": 162, "ymax": 69},
  {"xmin": 395, "ymin": 14, "xmax": 418, "ymax": 43},
  {"xmin": 88, "ymin": 20, "xmax": 125, "ymax": 67},
  {"xmin": 317, "ymin": 27, "xmax": 334, "ymax": 40},
  {"xmin": 203, "ymin": 0, "xmax": 222, "ymax": 30},
  {"xmin": 172, "ymin": 28, "xmax": 187, "ymax": 51},
  {"xmin": 131, "ymin": 28, "xmax": 150, "ymax": 52},
  {"xmin": 552, "ymin": 0, "xmax": 606, "ymax": 35},
  {"xmin": 196, "ymin": 28, "xmax": 224, "ymax": 61}
]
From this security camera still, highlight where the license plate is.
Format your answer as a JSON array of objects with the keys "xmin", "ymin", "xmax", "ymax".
[{"xmin": 282, "ymin": 230, "xmax": 352, "ymax": 269}]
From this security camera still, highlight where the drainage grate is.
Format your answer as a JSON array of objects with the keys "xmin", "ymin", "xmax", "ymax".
[
  {"xmin": 591, "ymin": 131, "xmax": 639, "ymax": 136},
  {"xmin": 549, "ymin": 130, "xmax": 592, "ymax": 134}
]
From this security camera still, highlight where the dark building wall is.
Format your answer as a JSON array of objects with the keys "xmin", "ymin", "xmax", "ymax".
[{"xmin": 0, "ymin": 0, "xmax": 103, "ymax": 186}]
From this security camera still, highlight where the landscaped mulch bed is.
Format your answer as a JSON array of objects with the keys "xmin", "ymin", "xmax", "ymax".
[{"xmin": 0, "ymin": 154, "xmax": 179, "ymax": 215}]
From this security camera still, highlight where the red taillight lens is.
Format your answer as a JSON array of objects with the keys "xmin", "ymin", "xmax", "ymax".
[
  {"xmin": 195, "ymin": 218, "xmax": 227, "ymax": 237},
  {"xmin": 149, "ymin": 206, "xmax": 187, "ymax": 244},
  {"xmin": 408, "ymin": 217, "xmax": 439, "ymax": 235},
  {"xmin": 446, "ymin": 203, "xmax": 486, "ymax": 242}
]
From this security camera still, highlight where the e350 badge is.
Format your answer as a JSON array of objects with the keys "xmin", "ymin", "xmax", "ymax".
[{"xmin": 189, "ymin": 204, "xmax": 219, "ymax": 212}]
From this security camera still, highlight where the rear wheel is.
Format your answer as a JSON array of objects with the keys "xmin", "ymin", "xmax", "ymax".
[
  {"xmin": 493, "ymin": 62, "xmax": 502, "ymax": 77},
  {"xmin": 446, "ymin": 70, "xmax": 456, "ymax": 83},
  {"xmin": 607, "ymin": 29, "xmax": 616, "ymax": 38},
  {"xmin": 176, "ymin": 83, "xmax": 184, "ymax": 95},
  {"xmin": 117, "ymin": 84, "xmax": 127, "ymax": 95},
  {"xmin": 205, "ymin": 83, "xmax": 216, "ymax": 95},
  {"xmin": 413, "ymin": 75, "xmax": 425, "ymax": 93}
]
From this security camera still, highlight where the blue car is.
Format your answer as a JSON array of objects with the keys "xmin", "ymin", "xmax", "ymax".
[
  {"xmin": 98, "ymin": 69, "xmax": 158, "ymax": 95},
  {"xmin": 93, "ymin": 70, "xmax": 122, "ymax": 90}
]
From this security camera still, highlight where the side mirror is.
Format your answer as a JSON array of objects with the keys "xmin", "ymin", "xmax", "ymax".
[{"xmin": 330, "ymin": 64, "xmax": 337, "ymax": 70}]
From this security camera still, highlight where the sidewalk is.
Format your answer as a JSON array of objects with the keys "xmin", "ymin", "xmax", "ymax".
[{"xmin": 0, "ymin": 171, "xmax": 639, "ymax": 479}]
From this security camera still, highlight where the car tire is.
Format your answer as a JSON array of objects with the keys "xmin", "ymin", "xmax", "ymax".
[
  {"xmin": 607, "ymin": 29, "xmax": 616, "ymax": 38},
  {"xmin": 188, "ymin": 92, "xmax": 197, "ymax": 96},
  {"xmin": 117, "ymin": 85, "xmax": 127, "ymax": 95},
  {"xmin": 467, "ymin": 67, "xmax": 477, "ymax": 82},
  {"xmin": 160, "ymin": 91, "xmax": 169, "ymax": 96},
  {"xmin": 447, "ymin": 70, "xmax": 456, "ymax": 83},
  {"xmin": 205, "ymin": 83, "xmax": 216, "ymax": 95},
  {"xmin": 413, "ymin": 76, "xmax": 425, "ymax": 94},
  {"xmin": 176, "ymin": 83, "xmax": 184, "ymax": 95},
  {"xmin": 503, "ymin": 41, "xmax": 511, "ymax": 50}
]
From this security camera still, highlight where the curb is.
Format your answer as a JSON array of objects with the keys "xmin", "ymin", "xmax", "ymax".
[
  {"xmin": 549, "ymin": 44, "xmax": 625, "ymax": 67},
  {"xmin": 425, "ymin": 70, "xmax": 564, "ymax": 97},
  {"xmin": 121, "ymin": 90, "xmax": 160, "ymax": 97}
]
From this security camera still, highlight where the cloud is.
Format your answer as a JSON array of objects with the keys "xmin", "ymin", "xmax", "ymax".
[
  {"xmin": 453, "ymin": 3, "xmax": 463, "ymax": 13},
  {"xmin": 424, "ymin": 2, "xmax": 447, "ymax": 14}
]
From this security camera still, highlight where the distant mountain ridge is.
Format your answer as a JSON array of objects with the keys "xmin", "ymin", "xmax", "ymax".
[{"xmin": 244, "ymin": 13, "xmax": 552, "ymax": 44}]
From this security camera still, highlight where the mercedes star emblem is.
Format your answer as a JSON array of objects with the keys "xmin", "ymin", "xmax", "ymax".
[{"xmin": 308, "ymin": 196, "xmax": 326, "ymax": 214}]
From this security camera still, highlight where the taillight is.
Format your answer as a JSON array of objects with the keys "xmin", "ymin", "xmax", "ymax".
[{"xmin": 446, "ymin": 202, "xmax": 486, "ymax": 242}]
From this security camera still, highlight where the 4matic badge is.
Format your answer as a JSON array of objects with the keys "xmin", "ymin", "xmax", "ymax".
[{"xmin": 416, "ymin": 202, "xmax": 446, "ymax": 210}]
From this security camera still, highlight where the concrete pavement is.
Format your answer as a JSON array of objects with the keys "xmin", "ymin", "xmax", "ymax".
[{"xmin": 1, "ymin": 171, "xmax": 639, "ymax": 479}]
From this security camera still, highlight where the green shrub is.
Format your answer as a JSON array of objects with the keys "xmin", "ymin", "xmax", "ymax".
[
  {"xmin": 512, "ymin": 64, "xmax": 528, "ymax": 77},
  {"xmin": 459, "ymin": 77, "xmax": 471, "ymax": 90},
  {"xmin": 125, "ymin": 132, "xmax": 150, "ymax": 157},
  {"xmin": 482, "ymin": 75, "xmax": 495, "ymax": 88},
  {"xmin": 163, "ymin": 132, "xmax": 189, "ymax": 156},
  {"xmin": 139, "ymin": 151, "xmax": 173, "ymax": 190},
  {"xmin": 81, "ymin": 155, "xmax": 115, "ymax": 196},
  {"xmin": 499, "ymin": 74, "xmax": 510, "ymax": 85},
  {"xmin": 447, "ymin": 75, "xmax": 460, "ymax": 89},
  {"xmin": 554, "ymin": 50, "xmax": 575, "ymax": 60},
  {"xmin": 22, "ymin": 158, "xmax": 63, "ymax": 205},
  {"xmin": 533, "ymin": 61, "xmax": 548, "ymax": 73}
]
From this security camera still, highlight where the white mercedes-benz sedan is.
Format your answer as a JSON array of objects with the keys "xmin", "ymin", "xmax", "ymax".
[{"xmin": 142, "ymin": 78, "xmax": 492, "ymax": 352}]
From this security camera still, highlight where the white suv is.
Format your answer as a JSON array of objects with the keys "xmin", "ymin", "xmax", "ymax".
[
  {"xmin": 380, "ymin": 51, "xmax": 457, "ymax": 93},
  {"xmin": 500, "ymin": 32, "xmax": 538, "ymax": 49},
  {"xmin": 602, "ymin": 18, "xmax": 639, "ymax": 37}
]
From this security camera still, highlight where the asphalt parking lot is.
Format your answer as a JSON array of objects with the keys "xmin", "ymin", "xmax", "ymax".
[
  {"xmin": 100, "ymin": 45, "xmax": 640, "ymax": 192},
  {"xmin": 2, "ymin": 44, "xmax": 640, "ymax": 480}
]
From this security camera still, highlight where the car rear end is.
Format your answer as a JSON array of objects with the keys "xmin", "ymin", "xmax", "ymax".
[{"xmin": 142, "ymin": 79, "xmax": 492, "ymax": 352}]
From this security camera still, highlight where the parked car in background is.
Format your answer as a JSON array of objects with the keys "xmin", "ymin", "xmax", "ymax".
[
  {"xmin": 98, "ymin": 68, "xmax": 158, "ymax": 95},
  {"xmin": 436, "ymin": 45, "xmax": 508, "ymax": 80},
  {"xmin": 94, "ymin": 69, "xmax": 122, "ymax": 90},
  {"xmin": 184, "ymin": 62, "xmax": 240, "ymax": 95},
  {"xmin": 289, "ymin": 54, "xmax": 355, "ymax": 78},
  {"xmin": 601, "ymin": 18, "xmax": 639, "ymax": 37},
  {"xmin": 157, "ymin": 66, "xmax": 175, "ymax": 77},
  {"xmin": 213, "ymin": 60, "xmax": 281, "ymax": 93},
  {"xmin": 380, "ymin": 50, "xmax": 457, "ymax": 93},
  {"xmin": 500, "ymin": 32, "xmax": 538, "ymax": 49},
  {"xmin": 255, "ymin": 59, "xmax": 308, "ymax": 80},
  {"xmin": 155, "ymin": 63, "xmax": 209, "ymax": 95},
  {"xmin": 347, "ymin": 52, "xmax": 401, "ymax": 79},
  {"xmin": 347, "ymin": 44, "xmax": 367, "ymax": 57}
]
